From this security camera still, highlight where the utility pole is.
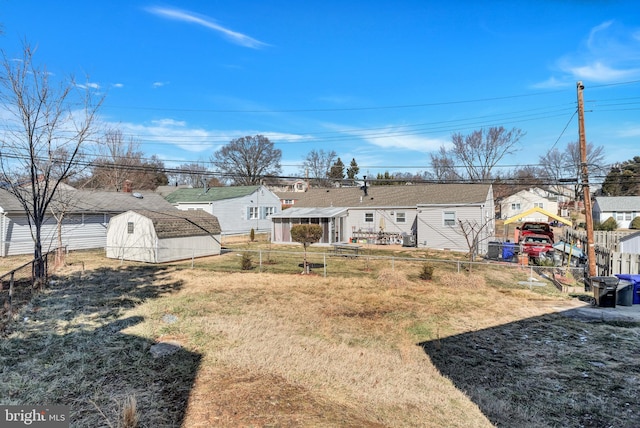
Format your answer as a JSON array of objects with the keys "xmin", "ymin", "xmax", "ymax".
[{"xmin": 577, "ymin": 81, "xmax": 597, "ymax": 277}]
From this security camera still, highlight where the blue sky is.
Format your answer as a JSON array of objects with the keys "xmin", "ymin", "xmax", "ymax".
[{"xmin": 2, "ymin": 1, "xmax": 640, "ymax": 180}]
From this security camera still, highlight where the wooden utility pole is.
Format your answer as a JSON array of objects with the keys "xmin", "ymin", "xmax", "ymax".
[{"xmin": 577, "ymin": 81, "xmax": 597, "ymax": 277}]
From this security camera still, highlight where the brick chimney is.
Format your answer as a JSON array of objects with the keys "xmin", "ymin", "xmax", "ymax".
[{"xmin": 122, "ymin": 180, "xmax": 133, "ymax": 193}]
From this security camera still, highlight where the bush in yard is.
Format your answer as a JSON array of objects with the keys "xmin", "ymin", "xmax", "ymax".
[
  {"xmin": 241, "ymin": 253, "xmax": 253, "ymax": 270},
  {"xmin": 250, "ymin": 228, "xmax": 255, "ymax": 242},
  {"xmin": 419, "ymin": 263, "xmax": 435, "ymax": 281},
  {"xmin": 630, "ymin": 216, "xmax": 640, "ymax": 229},
  {"xmin": 595, "ymin": 217, "xmax": 618, "ymax": 231},
  {"xmin": 290, "ymin": 224, "xmax": 323, "ymax": 274}
]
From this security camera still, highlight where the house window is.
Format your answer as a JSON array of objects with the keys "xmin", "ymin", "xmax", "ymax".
[
  {"xmin": 127, "ymin": 222, "xmax": 134, "ymax": 234},
  {"xmin": 511, "ymin": 203, "xmax": 521, "ymax": 211},
  {"xmin": 249, "ymin": 207, "xmax": 259, "ymax": 220},
  {"xmin": 284, "ymin": 199, "xmax": 294, "ymax": 205},
  {"xmin": 534, "ymin": 202, "xmax": 544, "ymax": 209},
  {"xmin": 396, "ymin": 212, "xmax": 406, "ymax": 223},
  {"xmin": 443, "ymin": 211, "xmax": 456, "ymax": 226},
  {"xmin": 365, "ymin": 213, "xmax": 374, "ymax": 222},
  {"xmin": 263, "ymin": 206, "xmax": 275, "ymax": 218}
]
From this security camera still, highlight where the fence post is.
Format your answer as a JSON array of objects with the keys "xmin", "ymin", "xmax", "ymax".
[
  {"xmin": 9, "ymin": 272, "xmax": 14, "ymax": 313},
  {"xmin": 259, "ymin": 250, "xmax": 262, "ymax": 272},
  {"xmin": 323, "ymin": 253, "xmax": 327, "ymax": 278},
  {"xmin": 457, "ymin": 261, "xmax": 460, "ymax": 273}
]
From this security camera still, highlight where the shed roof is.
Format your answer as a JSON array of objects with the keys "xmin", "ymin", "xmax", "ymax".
[
  {"xmin": 165, "ymin": 185, "xmax": 260, "ymax": 203},
  {"xmin": 130, "ymin": 210, "xmax": 221, "ymax": 239},
  {"xmin": 594, "ymin": 196, "xmax": 640, "ymax": 211},
  {"xmin": 291, "ymin": 184, "xmax": 492, "ymax": 208}
]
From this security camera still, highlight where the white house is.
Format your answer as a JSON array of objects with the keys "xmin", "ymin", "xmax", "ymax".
[
  {"xmin": 499, "ymin": 188, "xmax": 558, "ymax": 221},
  {"xmin": 270, "ymin": 184, "xmax": 495, "ymax": 253},
  {"xmin": 106, "ymin": 210, "xmax": 221, "ymax": 263},
  {"xmin": 0, "ymin": 188, "xmax": 176, "ymax": 257},
  {"xmin": 593, "ymin": 196, "xmax": 640, "ymax": 229},
  {"xmin": 165, "ymin": 185, "xmax": 281, "ymax": 236}
]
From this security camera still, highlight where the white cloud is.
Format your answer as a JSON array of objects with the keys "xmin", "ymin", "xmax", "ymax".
[
  {"xmin": 152, "ymin": 81, "xmax": 169, "ymax": 88},
  {"xmin": 76, "ymin": 82, "xmax": 100, "ymax": 90},
  {"xmin": 535, "ymin": 20, "xmax": 640, "ymax": 86},
  {"xmin": 146, "ymin": 6, "xmax": 268, "ymax": 49},
  {"xmin": 112, "ymin": 83, "xmax": 124, "ymax": 88},
  {"xmin": 325, "ymin": 122, "xmax": 448, "ymax": 152},
  {"xmin": 617, "ymin": 125, "xmax": 640, "ymax": 138},
  {"xmin": 531, "ymin": 76, "xmax": 572, "ymax": 89}
]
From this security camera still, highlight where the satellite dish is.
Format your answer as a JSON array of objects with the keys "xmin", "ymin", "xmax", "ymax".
[{"xmin": 132, "ymin": 192, "xmax": 144, "ymax": 199}]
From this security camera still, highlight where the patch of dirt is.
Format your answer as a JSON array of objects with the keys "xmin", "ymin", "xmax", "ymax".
[{"xmin": 183, "ymin": 367, "xmax": 386, "ymax": 427}]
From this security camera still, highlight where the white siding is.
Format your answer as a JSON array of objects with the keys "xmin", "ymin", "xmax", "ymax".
[
  {"xmin": 346, "ymin": 208, "xmax": 416, "ymax": 236},
  {"xmin": 106, "ymin": 212, "xmax": 157, "ymax": 263},
  {"xmin": 156, "ymin": 235, "xmax": 221, "ymax": 262}
]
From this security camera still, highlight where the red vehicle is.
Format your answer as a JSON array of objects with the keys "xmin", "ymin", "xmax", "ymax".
[
  {"xmin": 518, "ymin": 222, "xmax": 554, "ymax": 242},
  {"xmin": 520, "ymin": 233, "xmax": 555, "ymax": 262}
]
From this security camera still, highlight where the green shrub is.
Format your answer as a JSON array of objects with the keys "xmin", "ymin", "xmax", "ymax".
[
  {"xmin": 249, "ymin": 228, "xmax": 255, "ymax": 242},
  {"xmin": 595, "ymin": 217, "xmax": 618, "ymax": 231},
  {"xmin": 419, "ymin": 263, "xmax": 435, "ymax": 281},
  {"xmin": 630, "ymin": 216, "xmax": 640, "ymax": 230},
  {"xmin": 241, "ymin": 253, "xmax": 253, "ymax": 270}
]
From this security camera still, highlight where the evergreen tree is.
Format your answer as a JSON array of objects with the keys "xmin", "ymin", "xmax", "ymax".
[
  {"xmin": 347, "ymin": 158, "xmax": 359, "ymax": 180},
  {"xmin": 601, "ymin": 156, "xmax": 640, "ymax": 196},
  {"xmin": 329, "ymin": 157, "xmax": 345, "ymax": 182}
]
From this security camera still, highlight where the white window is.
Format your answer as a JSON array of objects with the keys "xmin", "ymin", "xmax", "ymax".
[
  {"xmin": 396, "ymin": 212, "xmax": 406, "ymax": 223},
  {"xmin": 615, "ymin": 212, "xmax": 624, "ymax": 221},
  {"xmin": 511, "ymin": 203, "xmax": 521, "ymax": 211},
  {"xmin": 443, "ymin": 211, "xmax": 456, "ymax": 226},
  {"xmin": 284, "ymin": 199, "xmax": 294, "ymax": 205},
  {"xmin": 534, "ymin": 202, "xmax": 544, "ymax": 209},
  {"xmin": 262, "ymin": 206, "xmax": 275, "ymax": 218},
  {"xmin": 249, "ymin": 207, "xmax": 259, "ymax": 220},
  {"xmin": 365, "ymin": 212, "xmax": 374, "ymax": 222},
  {"xmin": 127, "ymin": 222, "xmax": 134, "ymax": 234},
  {"xmin": 625, "ymin": 212, "xmax": 632, "ymax": 221}
]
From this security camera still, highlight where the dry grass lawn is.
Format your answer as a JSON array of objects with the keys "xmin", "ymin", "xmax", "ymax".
[{"xmin": 1, "ymin": 249, "xmax": 639, "ymax": 427}]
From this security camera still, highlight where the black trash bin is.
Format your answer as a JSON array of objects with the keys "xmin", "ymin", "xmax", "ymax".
[
  {"xmin": 617, "ymin": 280, "xmax": 634, "ymax": 306},
  {"xmin": 487, "ymin": 241, "xmax": 500, "ymax": 260},
  {"xmin": 591, "ymin": 276, "xmax": 618, "ymax": 308}
]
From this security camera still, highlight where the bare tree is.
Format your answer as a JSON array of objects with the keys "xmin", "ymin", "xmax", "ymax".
[
  {"xmin": 429, "ymin": 146, "xmax": 462, "ymax": 182},
  {"xmin": 211, "ymin": 135, "xmax": 281, "ymax": 185},
  {"xmin": 174, "ymin": 162, "xmax": 209, "ymax": 187},
  {"xmin": 0, "ymin": 43, "xmax": 102, "ymax": 284},
  {"xmin": 432, "ymin": 127, "xmax": 525, "ymax": 182},
  {"xmin": 88, "ymin": 128, "xmax": 167, "ymax": 190},
  {"xmin": 565, "ymin": 141, "xmax": 606, "ymax": 201},
  {"xmin": 458, "ymin": 219, "xmax": 493, "ymax": 271},
  {"xmin": 301, "ymin": 149, "xmax": 336, "ymax": 187}
]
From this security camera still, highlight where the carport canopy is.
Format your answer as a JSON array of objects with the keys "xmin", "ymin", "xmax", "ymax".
[{"xmin": 503, "ymin": 207, "xmax": 572, "ymax": 226}]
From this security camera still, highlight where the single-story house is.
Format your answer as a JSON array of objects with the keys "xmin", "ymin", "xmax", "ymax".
[
  {"xmin": 270, "ymin": 184, "xmax": 495, "ymax": 253},
  {"xmin": 593, "ymin": 196, "xmax": 640, "ymax": 229},
  {"xmin": 499, "ymin": 188, "xmax": 558, "ymax": 221},
  {"xmin": 106, "ymin": 210, "xmax": 221, "ymax": 263},
  {"xmin": 164, "ymin": 185, "xmax": 281, "ymax": 236},
  {"xmin": 0, "ymin": 188, "xmax": 176, "ymax": 257}
]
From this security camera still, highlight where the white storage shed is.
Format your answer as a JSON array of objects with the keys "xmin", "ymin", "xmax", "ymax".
[{"xmin": 106, "ymin": 210, "xmax": 221, "ymax": 263}]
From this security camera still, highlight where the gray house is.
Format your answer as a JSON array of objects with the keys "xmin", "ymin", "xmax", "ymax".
[
  {"xmin": 271, "ymin": 184, "xmax": 495, "ymax": 253},
  {"xmin": 0, "ymin": 188, "xmax": 176, "ymax": 257},
  {"xmin": 164, "ymin": 185, "xmax": 281, "ymax": 236},
  {"xmin": 106, "ymin": 210, "xmax": 221, "ymax": 263},
  {"xmin": 593, "ymin": 196, "xmax": 640, "ymax": 229}
]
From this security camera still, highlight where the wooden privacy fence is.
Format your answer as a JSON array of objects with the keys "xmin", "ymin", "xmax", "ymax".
[{"xmin": 564, "ymin": 228, "xmax": 640, "ymax": 276}]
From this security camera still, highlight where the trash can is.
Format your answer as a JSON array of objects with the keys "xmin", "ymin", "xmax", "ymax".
[
  {"xmin": 502, "ymin": 242, "xmax": 516, "ymax": 261},
  {"xmin": 615, "ymin": 274, "xmax": 640, "ymax": 304},
  {"xmin": 591, "ymin": 276, "xmax": 618, "ymax": 308},
  {"xmin": 487, "ymin": 241, "xmax": 500, "ymax": 260},
  {"xmin": 616, "ymin": 280, "xmax": 634, "ymax": 306}
]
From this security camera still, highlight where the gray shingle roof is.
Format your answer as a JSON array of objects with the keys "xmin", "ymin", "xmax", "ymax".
[
  {"xmin": 595, "ymin": 196, "xmax": 640, "ymax": 211},
  {"xmin": 130, "ymin": 210, "xmax": 221, "ymax": 239},
  {"xmin": 0, "ymin": 189, "xmax": 176, "ymax": 214},
  {"xmin": 291, "ymin": 184, "xmax": 492, "ymax": 208},
  {"xmin": 165, "ymin": 186, "xmax": 260, "ymax": 203}
]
